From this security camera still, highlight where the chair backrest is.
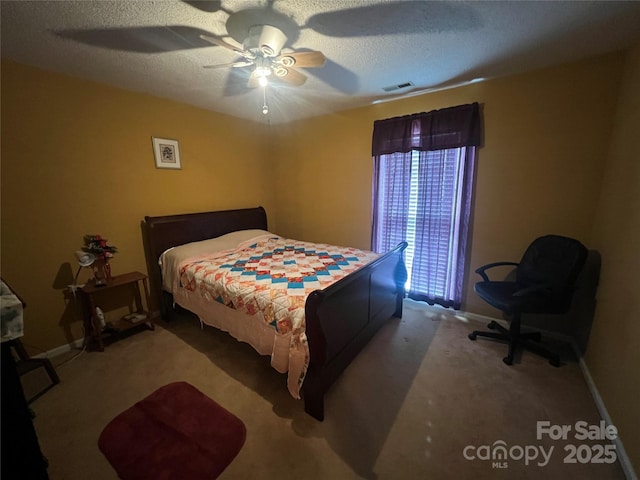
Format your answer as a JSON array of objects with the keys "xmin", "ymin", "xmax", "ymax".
[{"xmin": 516, "ymin": 235, "xmax": 588, "ymax": 295}]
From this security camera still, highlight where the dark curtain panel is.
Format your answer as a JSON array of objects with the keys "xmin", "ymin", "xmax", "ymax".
[
  {"xmin": 371, "ymin": 102, "xmax": 481, "ymax": 309},
  {"xmin": 372, "ymin": 102, "xmax": 481, "ymax": 156}
]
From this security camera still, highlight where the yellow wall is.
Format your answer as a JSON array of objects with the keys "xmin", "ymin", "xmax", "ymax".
[
  {"xmin": 588, "ymin": 44, "xmax": 640, "ymax": 474},
  {"xmin": 2, "ymin": 48, "xmax": 638, "ymax": 471},
  {"xmin": 272, "ymin": 52, "xmax": 624, "ymax": 317},
  {"xmin": 1, "ymin": 61, "xmax": 275, "ymax": 351},
  {"xmin": 0, "ymin": 52, "xmax": 625, "ymax": 342},
  {"xmin": 270, "ymin": 49, "xmax": 638, "ymax": 469}
]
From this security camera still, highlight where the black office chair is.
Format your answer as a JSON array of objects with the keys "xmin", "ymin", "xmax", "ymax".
[{"xmin": 468, "ymin": 235, "xmax": 588, "ymax": 366}]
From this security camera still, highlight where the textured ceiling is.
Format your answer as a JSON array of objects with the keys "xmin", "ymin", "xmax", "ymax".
[{"xmin": 2, "ymin": 1, "xmax": 640, "ymax": 125}]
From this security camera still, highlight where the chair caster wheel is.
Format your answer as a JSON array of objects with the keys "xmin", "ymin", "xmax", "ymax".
[
  {"xmin": 468, "ymin": 333, "xmax": 477, "ymax": 341},
  {"xmin": 550, "ymin": 357, "xmax": 560, "ymax": 367},
  {"xmin": 503, "ymin": 356, "xmax": 513, "ymax": 366}
]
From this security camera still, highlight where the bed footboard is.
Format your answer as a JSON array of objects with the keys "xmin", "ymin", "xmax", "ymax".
[{"xmin": 303, "ymin": 241, "xmax": 407, "ymax": 421}]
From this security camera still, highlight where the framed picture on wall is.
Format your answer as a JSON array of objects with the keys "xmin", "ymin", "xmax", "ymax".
[{"xmin": 152, "ymin": 137, "xmax": 181, "ymax": 169}]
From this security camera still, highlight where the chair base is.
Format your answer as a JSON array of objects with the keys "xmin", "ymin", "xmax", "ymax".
[{"xmin": 469, "ymin": 320, "xmax": 560, "ymax": 367}]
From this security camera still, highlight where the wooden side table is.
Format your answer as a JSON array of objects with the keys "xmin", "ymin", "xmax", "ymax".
[{"xmin": 80, "ymin": 271, "xmax": 155, "ymax": 351}]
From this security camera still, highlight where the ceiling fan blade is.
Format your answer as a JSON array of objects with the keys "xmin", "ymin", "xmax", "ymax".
[
  {"xmin": 199, "ymin": 34, "xmax": 250, "ymax": 57},
  {"xmin": 203, "ymin": 60, "xmax": 254, "ymax": 69},
  {"xmin": 277, "ymin": 51, "xmax": 326, "ymax": 68},
  {"xmin": 274, "ymin": 67, "xmax": 307, "ymax": 87}
]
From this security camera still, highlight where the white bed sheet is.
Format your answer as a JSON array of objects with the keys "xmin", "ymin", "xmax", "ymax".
[
  {"xmin": 160, "ymin": 229, "xmax": 305, "ymax": 398},
  {"xmin": 160, "ymin": 229, "xmax": 272, "ymax": 292}
]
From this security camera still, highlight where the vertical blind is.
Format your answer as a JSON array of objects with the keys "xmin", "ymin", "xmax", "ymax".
[{"xmin": 371, "ymin": 103, "xmax": 481, "ymax": 309}]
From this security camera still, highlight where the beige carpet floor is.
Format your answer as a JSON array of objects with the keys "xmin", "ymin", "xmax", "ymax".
[{"xmin": 24, "ymin": 299, "xmax": 626, "ymax": 479}]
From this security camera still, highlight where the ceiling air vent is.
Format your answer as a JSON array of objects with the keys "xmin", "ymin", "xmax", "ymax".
[{"xmin": 382, "ymin": 81, "xmax": 414, "ymax": 92}]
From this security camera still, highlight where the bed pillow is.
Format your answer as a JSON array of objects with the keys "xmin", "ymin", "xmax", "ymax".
[{"xmin": 160, "ymin": 229, "xmax": 274, "ymax": 292}]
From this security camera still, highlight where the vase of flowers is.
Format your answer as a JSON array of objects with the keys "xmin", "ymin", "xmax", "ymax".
[{"xmin": 82, "ymin": 234, "xmax": 118, "ymax": 285}]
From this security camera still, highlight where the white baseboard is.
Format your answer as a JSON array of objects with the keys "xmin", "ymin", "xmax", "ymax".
[
  {"xmin": 458, "ymin": 309, "xmax": 637, "ymax": 480},
  {"xmin": 31, "ymin": 337, "xmax": 84, "ymax": 360},
  {"xmin": 577, "ymin": 356, "xmax": 638, "ymax": 480}
]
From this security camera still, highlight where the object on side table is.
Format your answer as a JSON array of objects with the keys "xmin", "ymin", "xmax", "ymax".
[{"xmin": 80, "ymin": 234, "xmax": 118, "ymax": 286}]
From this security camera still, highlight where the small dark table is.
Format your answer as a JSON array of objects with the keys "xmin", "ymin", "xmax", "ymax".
[{"xmin": 80, "ymin": 271, "xmax": 155, "ymax": 351}]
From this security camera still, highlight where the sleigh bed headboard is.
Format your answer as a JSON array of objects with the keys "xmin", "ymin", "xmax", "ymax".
[{"xmin": 141, "ymin": 206, "xmax": 268, "ymax": 313}]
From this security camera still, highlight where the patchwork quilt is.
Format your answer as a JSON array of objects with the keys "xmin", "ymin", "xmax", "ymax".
[{"xmin": 177, "ymin": 235, "xmax": 379, "ymax": 392}]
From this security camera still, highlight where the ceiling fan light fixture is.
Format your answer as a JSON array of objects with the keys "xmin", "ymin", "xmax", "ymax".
[
  {"xmin": 255, "ymin": 66, "xmax": 271, "ymax": 77},
  {"xmin": 201, "ymin": 23, "xmax": 324, "ymax": 108},
  {"xmin": 273, "ymin": 66, "xmax": 288, "ymax": 77},
  {"xmin": 254, "ymin": 56, "xmax": 272, "ymax": 79},
  {"xmin": 255, "ymin": 25, "xmax": 287, "ymax": 58},
  {"xmin": 279, "ymin": 56, "xmax": 295, "ymax": 67},
  {"xmin": 261, "ymin": 45, "xmax": 275, "ymax": 56}
]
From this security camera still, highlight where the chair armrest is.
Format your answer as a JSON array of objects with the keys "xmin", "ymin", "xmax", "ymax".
[{"xmin": 475, "ymin": 262, "xmax": 519, "ymax": 282}]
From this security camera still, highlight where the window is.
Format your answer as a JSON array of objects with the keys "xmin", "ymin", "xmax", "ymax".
[{"xmin": 371, "ymin": 104, "xmax": 481, "ymax": 309}]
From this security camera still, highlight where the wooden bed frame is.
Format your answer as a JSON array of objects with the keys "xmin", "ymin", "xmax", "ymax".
[{"xmin": 141, "ymin": 206, "xmax": 407, "ymax": 421}]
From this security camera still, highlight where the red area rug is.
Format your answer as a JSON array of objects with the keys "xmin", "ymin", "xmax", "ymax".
[{"xmin": 98, "ymin": 382, "xmax": 246, "ymax": 479}]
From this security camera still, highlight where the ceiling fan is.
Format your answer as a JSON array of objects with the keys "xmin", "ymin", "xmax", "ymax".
[{"xmin": 200, "ymin": 25, "xmax": 326, "ymax": 90}]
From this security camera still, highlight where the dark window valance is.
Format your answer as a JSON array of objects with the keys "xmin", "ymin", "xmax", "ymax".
[{"xmin": 372, "ymin": 102, "xmax": 481, "ymax": 156}]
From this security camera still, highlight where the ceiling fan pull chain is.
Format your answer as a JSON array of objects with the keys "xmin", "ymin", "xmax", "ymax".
[{"xmin": 262, "ymin": 85, "xmax": 269, "ymax": 115}]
